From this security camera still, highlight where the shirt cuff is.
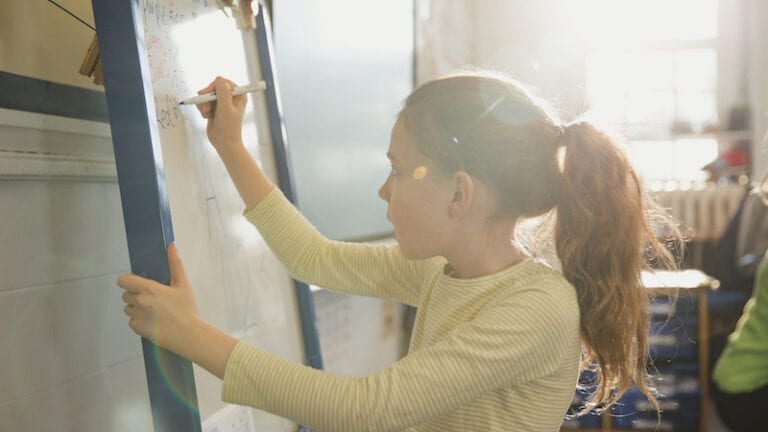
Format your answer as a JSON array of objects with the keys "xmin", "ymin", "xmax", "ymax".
[
  {"xmin": 242, "ymin": 186, "xmax": 283, "ymax": 223},
  {"xmin": 221, "ymin": 341, "xmax": 267, "ymax": 406}
]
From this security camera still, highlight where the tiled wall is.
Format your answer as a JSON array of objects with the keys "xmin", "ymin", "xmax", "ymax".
[
  {"xmin": 0, "ymin": 179, "xmax": 153, "ymax": 431},
  {"xmin": 0, "ymin": 110, "xmax": 299, "ymax": 431}
]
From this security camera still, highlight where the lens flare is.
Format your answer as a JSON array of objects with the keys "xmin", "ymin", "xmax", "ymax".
[{"xmin": 412, "ymin": 166, "xmax": 428, "ymax": 180}]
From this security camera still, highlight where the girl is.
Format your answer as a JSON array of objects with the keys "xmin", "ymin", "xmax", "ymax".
[{"xmin": 119, "ymin": 71, "xmax": 676, "ymax": 431}]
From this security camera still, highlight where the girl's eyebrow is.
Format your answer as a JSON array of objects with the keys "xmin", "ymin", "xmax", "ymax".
[{"xmin": 386, "ymin": 152, "xmax": 398, "ymax": 162}]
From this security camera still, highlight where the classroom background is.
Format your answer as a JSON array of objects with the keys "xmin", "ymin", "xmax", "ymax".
[{"xmin": 1, "ymin": 0, "xmax": 767, "ymax": 431}]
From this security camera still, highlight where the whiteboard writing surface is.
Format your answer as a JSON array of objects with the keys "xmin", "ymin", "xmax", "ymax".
[
  {"xmin": 98, "ymin": 1, "xmax": 306, "ymax": 430},
  {"xmin": 274, "ymin": 0, "xmax": 414, "ymax": 241}
]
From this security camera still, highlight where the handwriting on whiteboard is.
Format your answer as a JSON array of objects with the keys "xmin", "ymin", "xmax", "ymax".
[{"xmin": 141, "ymin": 0, "xmax": 204, "ymax": 129}]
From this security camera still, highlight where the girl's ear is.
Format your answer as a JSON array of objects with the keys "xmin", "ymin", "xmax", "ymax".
[{"xmin": 448, "ymin": 171, "xmax": 475, "ymax": 217}]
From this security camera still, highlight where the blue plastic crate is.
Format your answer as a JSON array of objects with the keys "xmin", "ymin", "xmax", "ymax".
[
  {"xmin": 561, "ymin": 412, "xmax": 602, "ymax": 429},
  {"xmin": 650, "ymin": 295, "xmax": 697, "ymax": 320},
  {"xmin": 611, "ymin": 388, "xmax": 699, "ymax": 430},
  {"xmin": 651, "ymin": 363, "xmax": 700, "ymax": 397},
  {"xmin": 649, "ymin": 318, "xmax": 699, "ymax": 361}
]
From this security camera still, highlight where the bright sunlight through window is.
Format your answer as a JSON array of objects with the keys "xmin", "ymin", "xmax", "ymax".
[{"xmin": 572, "ymin": 0, "xmax": 720, "ymax": 183}]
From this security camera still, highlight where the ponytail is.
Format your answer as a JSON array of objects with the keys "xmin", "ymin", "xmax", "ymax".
[{"xmin": 556, "ymin": 121, "xmax": 676, "ymax": 412}]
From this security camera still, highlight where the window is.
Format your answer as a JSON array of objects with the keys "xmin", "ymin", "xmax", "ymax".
[{"xmin": 574, "ymin": 0, "xmax": 720, "ymax": 183}]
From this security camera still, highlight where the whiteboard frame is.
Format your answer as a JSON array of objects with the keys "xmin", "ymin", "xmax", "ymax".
[
  {"xmin": 253, "ymin": 3, "xmax": 324, "ymax": 371},
  {"xmin": 91, "ymin": 1, "xmax": 202, "ymax": 431}
]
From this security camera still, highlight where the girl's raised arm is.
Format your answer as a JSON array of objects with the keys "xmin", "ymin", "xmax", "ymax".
[
  {"xmin": 196, "ymin": 77, "xmax": 427, "ymax": 305},
  {"xmin": 196, "ymin": 76, "xmax": 274, "ymax": 211}
]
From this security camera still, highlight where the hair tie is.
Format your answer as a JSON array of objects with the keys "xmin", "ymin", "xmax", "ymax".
[{"xmin": 559, "ymin": 121, "xmax": 587, "ymax": 148}]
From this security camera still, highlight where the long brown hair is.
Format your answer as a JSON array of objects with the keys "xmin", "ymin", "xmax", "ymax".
[{"xmin": 398, "ymin": 70, "xmax": 678, "ymax": 412}]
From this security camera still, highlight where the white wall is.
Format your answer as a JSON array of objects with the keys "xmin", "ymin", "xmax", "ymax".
[
  {"xmin": 415, "ymin": 0, "xmax": 476, "ymax": 84},
  {"xmin": 416, "ymin": 0, "xmax": 588, "ymax": 113},
  {"xmin": 472, "ymin": 0, "xmax": 588, "ymax": 119},
  {"xmin": 718, "ymin": 0, "xmax": 750, "ymax": 131},
  {"xmin": 747, "ymin": 0, "xmax": 768, "ymax": 176},
  {"xmin": 471, "ymin": 0, "xmax": 753, "ymax": 125}
]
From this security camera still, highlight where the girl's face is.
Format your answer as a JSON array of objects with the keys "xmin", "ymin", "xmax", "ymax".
[{"xmin": 378, "ymin": 120, "xmax": 453, "ymax": 259}]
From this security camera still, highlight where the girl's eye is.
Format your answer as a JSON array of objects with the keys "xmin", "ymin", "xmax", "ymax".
[{"xmin": 390, "ymin": 165, "xmax": 399, "ymax": 176}]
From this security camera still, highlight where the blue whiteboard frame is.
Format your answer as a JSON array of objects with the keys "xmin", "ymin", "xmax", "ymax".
[
  {"xmin": 255, "ymin": 2, "xmax": 324, "ymax": 371},
  {"xmin": 91, "ymin": 1, "xmax": 201, "ymax": 431},
  {"xmin": 92, "ymin": 1, "xmax": 323, "ymax": 430}
]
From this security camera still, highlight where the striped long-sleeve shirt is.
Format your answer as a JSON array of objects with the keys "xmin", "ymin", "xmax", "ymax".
[{"xmin": 221, "ymin": 188, "xmax": 582, "ymax": 431}]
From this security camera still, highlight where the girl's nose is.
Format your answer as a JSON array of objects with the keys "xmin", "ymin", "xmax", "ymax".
[{"xmin": 378, "ymin": 176, "xmax": 391, "ymax": 202}]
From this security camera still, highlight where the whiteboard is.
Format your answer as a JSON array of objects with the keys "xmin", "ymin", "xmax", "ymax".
[
  {"xmin": 274, "ymin": 0, "xmax": 414, "ymax": 240},
  {"xmin": 94, "ymin": 1, "xmax": 306, "ymax": 430}
]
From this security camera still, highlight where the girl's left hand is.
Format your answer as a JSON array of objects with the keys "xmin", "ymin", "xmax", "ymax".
[{"xmin": 118, "ymin": 243, "xmax": 200, "ymax": 356}]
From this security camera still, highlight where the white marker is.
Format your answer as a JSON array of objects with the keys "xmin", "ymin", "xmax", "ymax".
[{"xmin": 178, "ymin": 81, "xmax": 267, "ymax": 105}]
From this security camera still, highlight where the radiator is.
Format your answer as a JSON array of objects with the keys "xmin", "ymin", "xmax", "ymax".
[
  {"xmin": 651, "ymin": 184, "xmax": 744, "ymax": 268},
  {"xmin": 653, "ymin": 184, "xmax": 744, "ymax": 241}
]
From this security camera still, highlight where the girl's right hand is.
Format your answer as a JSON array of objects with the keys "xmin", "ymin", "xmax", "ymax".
[{"xmin": 196, "ymin": 76, "xmax": 248, "ymax": 154}]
